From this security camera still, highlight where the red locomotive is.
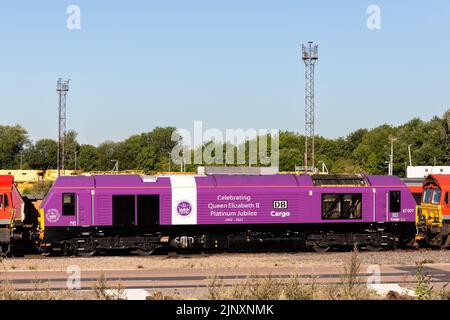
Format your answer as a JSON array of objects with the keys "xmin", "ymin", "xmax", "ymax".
[{"xmin": 416, "ymin": 174, "xmax": 450, "ymax": 248}]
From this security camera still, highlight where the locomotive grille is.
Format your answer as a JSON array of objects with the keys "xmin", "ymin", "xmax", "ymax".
[{"xmin": 311, "ymin": 174, "xmax": 367, "ymax": 187}]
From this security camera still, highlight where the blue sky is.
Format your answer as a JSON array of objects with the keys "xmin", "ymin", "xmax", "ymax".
[{"xmin": 1, "ymin": 1, "xmax": 449, "ymax": 145}]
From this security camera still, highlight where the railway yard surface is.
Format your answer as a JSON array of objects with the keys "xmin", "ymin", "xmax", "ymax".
[
  {"xmin": 2, "ymin": 250, "xmax": 450, "ymax": 271},
  {"xmin": 1, "ymin": 250, "xmax": 449, "ymax": 300}
]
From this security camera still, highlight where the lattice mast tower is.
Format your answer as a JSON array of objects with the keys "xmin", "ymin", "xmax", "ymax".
[
  {"xmin": 302, "ymin": 42, "xmax": 318, "ymax": 173},
  {"xmin": 57, "ymin": 78, "xmax": 70, "ymax": 177}
]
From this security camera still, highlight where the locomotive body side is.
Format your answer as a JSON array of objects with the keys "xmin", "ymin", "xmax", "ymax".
[{"xmin": 39, "ymin": 173, "xmax": 416, "ymax": 255}]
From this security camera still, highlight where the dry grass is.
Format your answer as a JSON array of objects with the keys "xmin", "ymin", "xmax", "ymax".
[
  {"xmin": 414, "ymin": 260, "xmax": 450, "ymax": 300},
  {"xmin": 325, "ymin": 247, "xmax": 379, "ymax": 300},
  {"xmin": 206, "ymin": 248, "xmax": 382, "ymax": 300},
  {"xmin": 93, "ymin": 273, "xmax": 126, "ymax": 300},
  {"xmin": 146, "ymin": 290, "xmax": 181, "ymax": 300},
  {"xmin": 207, "ymin": 273, "xmax": 319, "ymax": 300}
]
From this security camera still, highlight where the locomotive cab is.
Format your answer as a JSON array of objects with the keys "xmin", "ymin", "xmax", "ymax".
[
  {"xmin": 416, "ymin": 174, "xmax": 450, "ymax": 248},
  {"xmin": 0, "ymin": 175, "xmax": 34, "ymax": 254},
  {"xmin": 0, "ymin": 175, "xmax": 15, "ymax": 245}
]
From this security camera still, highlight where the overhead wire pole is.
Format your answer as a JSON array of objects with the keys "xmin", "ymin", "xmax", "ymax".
[
  {"xmin": 302, "ymin": 42, "xmax": 318, "ymax": 174},
  {"xmin": 389, "ymin": 136, "xmax": 397, "ymax": 176},
  {"xmin": 57, "ymin": 78, "xmax": 70, "ymax": 177}
]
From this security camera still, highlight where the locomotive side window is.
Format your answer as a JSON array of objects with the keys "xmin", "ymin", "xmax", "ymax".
[
  {"xmin": 445, "ymin": 192, "xmax": 449, "ymax": 205},
  {"xmin": 0, "ymin": 194, "xmax": 3, "ymax": 209},
  {"xmin": 62, "ymin": 193, "xmax": 76, "ymax": 216},
  {"xmin": 322, "ymin": 194, "xmax": 362, "ymax": 220},
  {"xmin": 389, "ymin": 191, "xmax": 401, "ymax": 213},
  {"xmin": 432, "ymin": 189, "xmax": 441, "ymax": 204}
]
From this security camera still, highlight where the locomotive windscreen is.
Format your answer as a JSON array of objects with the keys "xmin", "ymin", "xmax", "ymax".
[{"xmin": 311, "ymin": 174, "xmax": 367, "ymax": 187}]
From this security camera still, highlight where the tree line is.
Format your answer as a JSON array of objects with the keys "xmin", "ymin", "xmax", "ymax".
[{"xmin": 0, "ymin": 110, "xmax": 449, "ymax": 177}]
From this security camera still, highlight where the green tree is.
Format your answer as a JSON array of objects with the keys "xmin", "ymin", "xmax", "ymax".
[
  {"xmin": 343, "ymin": 129, "xmax": 368, "ymax": 155},
  {"xmin": 96, "ymin": 141, "xmax": 119, "ymax": 170},
  {"xmin": 77, "ymin": 144, "xmax": 99, "ymax": 172},
  {"xmin": 25, "ymin": 139, "xmax": 58, "ymax": 169},
  {"xmin": 64, "ymin": 130, "xmax": 80, "ymax": 170},
  {"xmin": 148, "ymin": 127, "xmax": 178, "ymax": 155},
  {"xmin": 136, "ymin": 146, "xmax": 158, "ymax": 172},
  {"xmin": 115, "ymin": 134, "xmax": 148, "ymax": 170},
  {"xmin": 0, "ymin": 125, "xmax": 29, "ymax": 168},
  {"xmin": 279, "ymin": 148, "xmax": 303, "ymax": 171},
  {"xmin": 330, "ymin": 158, "xmax": 363, "ymax": 174},
  {"xmin": 352, "ymin": 124, "xmax": 395, "ymax": 174}
]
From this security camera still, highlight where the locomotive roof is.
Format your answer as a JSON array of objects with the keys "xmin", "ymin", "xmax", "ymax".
[
  {"xmin": 0, "ymin": 175, "xmax": 14, "ymax": 189},
  {"xmin": 365, "ymin": 175, "xmax": 406, "ymax": 187},
  {"xmin": 52, "ymin": 173, "xmax": 406, "ymax": 189},
  {"xmin": 423, "ymin": 174, "xmax": 450, "ymax": 190},
  {"xmin": 311, "ymin": 174, "xmax": 367, "ymax": 186},
  {"xmin": 401, "ymin": 178, "xmax": 424, "ymax": 193}
]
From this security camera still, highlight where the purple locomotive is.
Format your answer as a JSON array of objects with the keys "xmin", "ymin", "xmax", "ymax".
[{"xmin": 38, "ymin": 173, "xmax": 416, "ymax": 255}]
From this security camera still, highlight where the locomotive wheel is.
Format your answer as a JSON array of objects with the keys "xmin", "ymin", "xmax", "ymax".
[
  {"xmin": 365, "ymin": 244, "xmax": 383, "ymax": 252},
  {"xmin": 0, "ymin": 244, "xmax": 11, "ymax": 257},
  {"xmin": 427, "ymin": 235, "xmax": 443, "ymax": 248},
  {"xmin": 62, "ymin": 242, "xmax": 75, "ymax": 256},
  {"xmin": 136, "ymin": 248, "xmax": 155, "ymax": 256},
  {"xmin": 441, "ymin": 235, "xmax": 450, "ymax": 249},
  {"xmin": 311, "ymin": 241, "xmax": 330, "ymax": 253},
  {"xmin": 78, "ymin": 250, "xmax": 96, "ymax": 257}
]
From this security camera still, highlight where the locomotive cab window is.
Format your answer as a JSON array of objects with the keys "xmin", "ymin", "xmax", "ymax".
[
  {"xmin": 389, "ymin": 191, "xmax": 401, "ymax": 213},
  {"xmin": 62, "ymin": 193, "xmax": 76, "ymax": 216},
  {"xmin": 0, "ymin": 194, "xmax": 8, "ymax": 209},
  {"xmin": 432, "ymin": 189, "xmax": 441, "ymax": 205},
  {"xmin": 445, "ymin": 192, "xmax": 449, "ymax": 205},
  {"xmin": 423, "ymin": 189, "xmax": 432, "ymax": 203},
  {"xmin": 322, "ymin": 194, "xmax": 362, "ymax": 220}
]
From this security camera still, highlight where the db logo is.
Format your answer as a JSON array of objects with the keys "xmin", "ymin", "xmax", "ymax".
[{"xmin": 273, "ymin": 200, "xmax": 288, "ymax": 209}]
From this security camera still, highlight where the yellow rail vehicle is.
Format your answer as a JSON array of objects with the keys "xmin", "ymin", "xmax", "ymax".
[{"xmin": 416, "ymin": 175, "xmax": 450, "ymax": 248}]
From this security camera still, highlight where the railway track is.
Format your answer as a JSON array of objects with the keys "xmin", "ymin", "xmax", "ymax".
[{"xmin": 3, "ymin": 264, "xmax": 450, "ymax": 292}]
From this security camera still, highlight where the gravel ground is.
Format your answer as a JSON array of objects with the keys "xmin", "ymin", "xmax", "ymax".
[{"xmin": 1, "ymin": 250, "xmax": 449, "ymax": 272}]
